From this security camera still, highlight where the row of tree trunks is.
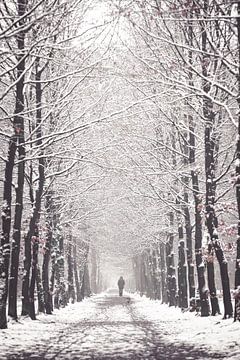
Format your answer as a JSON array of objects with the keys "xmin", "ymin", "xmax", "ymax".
[
  {"xmin": 21, "ymin": 57, "xmax": 46, "ymax": 320},
  {"xmin": 0, "ymin": 1, "xmax": 94, "ymax": 328},
  {"xmin": 134, "ymin": 240, "xmax": 175, "ymax": 305},
  {"xmin": 0, "ymin": 0, "xmax": 27, "ymax": 329},
  {"xmin": 201, "ymin": 3, "xmax": 233, "ymax": 319}
]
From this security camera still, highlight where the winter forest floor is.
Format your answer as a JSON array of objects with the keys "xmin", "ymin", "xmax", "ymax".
[{"xmin": 1, "ymin": 290, "xmax": 239, "ymax": 360}]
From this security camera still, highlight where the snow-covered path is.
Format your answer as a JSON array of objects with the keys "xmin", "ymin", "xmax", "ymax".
[{"xmin": 1, "ymin": 291, "xmax": 239, "ymax": 359}]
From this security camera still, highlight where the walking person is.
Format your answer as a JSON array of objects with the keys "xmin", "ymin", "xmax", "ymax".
[{"xmin": 117, "ymin": 276, "xmax": 125, "ymax": 296}]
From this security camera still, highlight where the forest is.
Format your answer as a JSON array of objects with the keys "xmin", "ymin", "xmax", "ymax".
[{"xmin": 0, "ymin": 0, "xmax": 240, "ymax": 336}]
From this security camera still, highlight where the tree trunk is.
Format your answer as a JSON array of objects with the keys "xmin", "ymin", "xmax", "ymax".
[
  {"xmin": 204, "ymin": 103, "xmax": 232, "ymax": 318},
  {"xmin": 0, "ymin": 139, "xmax": 16, "ymax": 328},
  {"xmin": 153, "ymin": 248, "xmax": 161, "ymax": 300},
  {"xmin": 54, "ymin": 259, "xmax": 60, "ymax": 310},
  {"xmin": 50, "ymin": 206, "xmax": 61, "ymax": 310},
  {"xmin": 133, "ymin": 257, "xmax": 140, "ymax": 292},
  {"xmin": 166, "ymin": 212, "xmax": 176, "ymax": 306},
  {"xmin": 160, "ymin": 242, "xmax": 168, "ymax": 304},
  {"xmin": 28, "ymin": 227, "xmax": 39, "ymax": 320},
  {"xmin": 54, "ymin": 230, "xmax": 66, "ymax": 309},
  {"xmin": 49, "ymin": 254, "xmax": 56, "ymax": 311},
  {"xmin": 183, "ymin": 192, "xmax": 195, "ymax": 308},
  {"xmin": 146, "ymin": 250, "xmax": 154, "ymax": 299},
  {"xmin": 83, "ymin": 263, "xmax": 91, "ymax": 298},
  {"xmin": 90, "ymin": 247, "xmax": 98, "ymax": 294},
  {"xmin": 42, "ymin": 192, "xmax": 53, "ymax": 314},
  {"xmin": 0, "ymin": 0, "xmax": 26, "ymax": 329},
  {"xmin": 181, "ymin": 129, "xmax": 195, "ymax": 309},
  {"xmin": 177, "ymin": 202, "xmax": 188, "ymax": 309},
  {"xmin": 207, "ymin": 244, "xmax": 220, "ymax": 316},
  {"xmin": 234, "ymin": 1, "xmax": 240, "ymax": 322},
  {"xmin": 67, "ymin": 233, "xmax": 75, "ymax": 303},
  {"xmin": 73, "ymin": 237, "xmax": 81, "ymax": 302},
  {"xmin": 36, "ymin": 265, "xmax": 45, "ymax": 313},
  {"xmin": 58, "ymin": 232, "xmax": 66, "ymax": 307},
  {"xmin": 8, "ymin": 143, "xmax": 25, "ymax": 319}
]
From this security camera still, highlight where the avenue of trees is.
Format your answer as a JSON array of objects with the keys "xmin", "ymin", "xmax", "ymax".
[
  {"xmin": 0, "ymin": 0, "xmax": 240, "ymax": 330},
  {"xmin": 127, "ymin": 0, "xmax": 240, "ymax": 320}
]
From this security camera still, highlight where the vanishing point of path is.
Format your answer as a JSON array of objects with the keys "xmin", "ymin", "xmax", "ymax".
[{"xmin": 5, "ymin": 291, "xmax": 226, "ymax": 360}]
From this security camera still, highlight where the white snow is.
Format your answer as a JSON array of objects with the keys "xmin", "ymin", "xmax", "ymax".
[
  {"xmin": 0, "ymin": 291, "xmax": 239, "ymax": 359},
  {"xmin": 132, "ymin": 293, "xmax": 240, "ymax": 360}
]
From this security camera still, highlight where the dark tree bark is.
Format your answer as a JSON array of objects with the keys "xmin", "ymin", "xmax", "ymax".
[
  {"xmin": 145, "ymin": 250, "xmax": 154, "ymax": 299},
  {"xmin": 180, "ymin": 129, "xmax": 196, "ymax": 309},
  {"xmin": 178, "ymin": 240, "xmax": 188, "ymax": 309},
  {"xmin": 49, "ymin": 208, "xmax": 61, "ymax": 311},
  {"xmin": 36, "ymin": 264, "xmax": 45, "ymax": 313},
  {"xmin": 80, "ymin": 263, "xmax": 91, "ymax": 300},
  {"xmin": 8, "ymin": 141, "xmax": 25, "ymax": 319},
  {"xmin": 207, "ymin": 243, "xmax": 220, "ymax": 316},
  {"xmin": 0, "ymin": 0, "xmax": 27, "ymax": 329},
  {"xmin": 234, "ymin": 2, "xmax": 240, "ymax": 322},
  {"xmin": 133, "ymin": 256, "xmax": 141, "ymax": 293},
  {"xmin": 84, "ymin": 264, "xmax": 91, "ymax": 298},
  {"xmin": 21, "ymin": 230, "xmax": 31, "ymax": 315},
  {"xmin": 183, "ymin": 191, "xmax": 195, "ymax": 308},
  {"xmin": 152, "ymin": 248, "xmax": 161, "ymax": 300},
  {"xmin": 90, "ymin": 247, "xmax": 98, "ymax": 294},
  {"xmin": 67, "ymin": 232, "xmax": 75, "ymax": 303},
  {"xmin": 139, "ymin": 254, "xmax": 146, "ymax": 296},
  {"xmin": 49, "ymin": 256, "xmax": 55, "ymax": 311},
  {"xmin": 73, "ymin": 237, "xmax": 81, "ymax": 302},
  {"xmin": 28, "ymin": 226, "xmax": 39, "ymax": 320},
  {"xmin": 166, "ymin": 212, "xmax": 176, "ymax": 306},
  {"xmin": 54, "ymin": 229, "xmax": 66, "ymax": 308},
  {"xmin": 42, "ymin": 192, "xmax": 53, "ymax": 314},
  {"xmin": 96, "ymin": 255, "xmax": 102, "ymax": 293},
  {"xmin": 54, "ymin": 261, "xmax": 60, "ymax": 310},
  {"xmin": 176, "ymin": 199, "xmax": 188, "ymax": 309},
  {"xmin": 160, "ymin": 242, "xmax": 168, "ymax": 304}
]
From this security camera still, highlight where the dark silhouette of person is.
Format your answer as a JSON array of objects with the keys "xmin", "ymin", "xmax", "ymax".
[{"xmin": 117, "ymin": 276, "xmax": 125, "ymax": 296}]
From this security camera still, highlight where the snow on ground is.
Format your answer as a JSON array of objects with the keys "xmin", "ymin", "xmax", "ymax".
[
  {"xmin": 0, "ymin": 291, "xmax": 239, "ymax": 359},
  {"xmin": 1, "ymin": 296, "xmax": 98, "ymax": 358},
  {"xmin": 132, "ymin": 294, "xmax": 240, "ymax": 360}
]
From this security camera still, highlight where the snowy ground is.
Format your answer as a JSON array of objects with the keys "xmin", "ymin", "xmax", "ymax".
[{"xmin": 0, "ymin": 290, "xmax": 239, "ymax": 359}]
